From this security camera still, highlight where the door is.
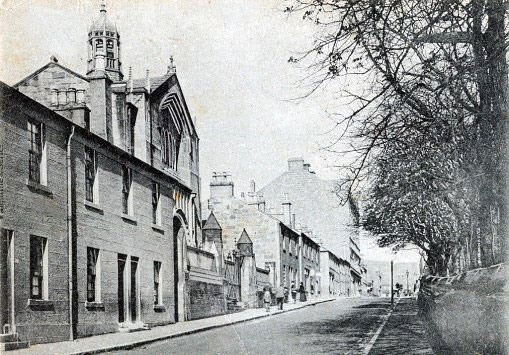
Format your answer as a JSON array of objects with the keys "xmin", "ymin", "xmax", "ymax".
[
  {"xmin": 130, "ymin": 257, "xmax": 139, "ymax": 322},
  {"xmin": 118, "ymin": 254, "xmax": 126, "ymax": 323}
]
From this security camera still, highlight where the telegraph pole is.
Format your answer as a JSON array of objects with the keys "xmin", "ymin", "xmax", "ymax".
[{"xmin": 390, "ymin": 261, "xmax": 394, "ymax": 306}]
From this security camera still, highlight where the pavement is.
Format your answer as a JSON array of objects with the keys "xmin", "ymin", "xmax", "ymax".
[
  {"xmin": 8, "ymin": 297, "xmax": 335, "ymax": 355},
  {"xmin": 368, "ymin": 297, "xmax": 435, "ymax": 354}
]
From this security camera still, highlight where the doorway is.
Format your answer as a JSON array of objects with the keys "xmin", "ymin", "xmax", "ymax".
[
  {"xmin": 130, "ymin": 257, "xmax": 139, "ymax": 323},
  {"xmin": 117, "ymin": 254, "xmax": 139, "ymax": 324},
  {"xmin": 117, "ymin": 254, "xmax": 126, "ymax": 323}
]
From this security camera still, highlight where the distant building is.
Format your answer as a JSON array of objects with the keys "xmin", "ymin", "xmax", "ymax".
[
  {"xmin": 203, "ymin": 173, "xmax": 321, "ymax": 294},
  {"xmin": 0, "ymin": 4, "xmax": 201, "ymax": 347},
  {"xmin": 320, "ymin": 248, "xmax": 352, "ymax": 297},
  {"xmin": 256, "ymin": 157, "xmax": 364, "ymax": 293},
  {"xmin": 364, "ymin": 260, "xmax": 420, "ymax": 296}
]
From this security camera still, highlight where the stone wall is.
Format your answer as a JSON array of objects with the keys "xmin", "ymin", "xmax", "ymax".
[
  {"xmin": 257, "ymin": 159, "xmax": 356, "ymax": 261},
  {"xmin": 206, "ymin": 196, "xmax": 279, "ymax": 272},
  {"xmin": 0, "ymin": 83, "xmax": 184, "ymax": 344},
  {"xmin": 187, "ymin": 267, "xmax": 225, "ymax": 320}
]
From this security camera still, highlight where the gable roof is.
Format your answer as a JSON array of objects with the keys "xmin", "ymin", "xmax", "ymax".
[
  {"xmin": 132, "ymin": 73, "xmax": 197, "ymax": 137},
  {"xmin": 13, "ymin": 61, "xmax": 89, "ymax": 88}
]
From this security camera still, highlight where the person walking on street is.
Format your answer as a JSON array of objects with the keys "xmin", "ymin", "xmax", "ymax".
[
  {"xmin": 276, "ymin": 284, "xmax": 285, "ymax": 310},
  {"xmin": 263, "ymin": 287, "xmax": 272, "ymax": 312},
  {"xmin": 291, "ymin": 282, "xmax": 297, "ymax": 304},
  {"xmin": 299, "ymin": 282, "xmax": 306, "ymax": 302}
]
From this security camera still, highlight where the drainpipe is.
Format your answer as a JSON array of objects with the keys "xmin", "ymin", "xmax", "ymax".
[
  {"xmin": 189, "ymin": 193, "xmax": 196, "ymax": 246},
  {"xmin": 67, "ymin": 126, "xmax": 75, "ymax": 341}
]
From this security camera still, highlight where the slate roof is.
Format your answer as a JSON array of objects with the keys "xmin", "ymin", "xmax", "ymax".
[
  {"xmin": 132, "ymin": 74, "xmax": 173, "ymax": 92},
  {"xmin": 237, "ymin": 229, "xmax": 253, "ymax": 245},
  {"xmin": 203, "ymin": 211, "xmax": 222, "ymax": 231}
]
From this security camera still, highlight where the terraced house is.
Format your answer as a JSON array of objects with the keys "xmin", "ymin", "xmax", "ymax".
[{"xmin": 0, "ymin": 4, "xmax": 201, "ymax": 348}]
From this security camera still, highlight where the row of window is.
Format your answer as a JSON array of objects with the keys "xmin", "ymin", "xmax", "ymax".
[
  {"xmin": 281, "ymin": 235, "xmax": 319, "ymax": 264},
  {"xmin": 87, "ymin": 147, "xmax": 162, "ymax": 225},
  {"xmin": 30, "ymin": 235, "xmax": 163, "ymax": 306},
  {"xmin": 90, "ymin": 31, "xmax": 116, "ymax": 37},
  {"xmin": 27, "ymin": 120, "xmax": 162, "ymax": 226}
]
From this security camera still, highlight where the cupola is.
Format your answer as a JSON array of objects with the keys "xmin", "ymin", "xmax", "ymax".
[{"xmin": 87, "ymin": 1, "xmax": 123, "ymax": 81}]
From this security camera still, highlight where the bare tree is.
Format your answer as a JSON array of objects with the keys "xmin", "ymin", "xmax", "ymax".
[{"xmin": 287, "ymin": 0, "xmax": 508, "ymax": 273}]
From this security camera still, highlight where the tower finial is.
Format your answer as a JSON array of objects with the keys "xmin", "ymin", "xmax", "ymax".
[
  {"xmin": 145, "ymin": 70, "xmax": 151, "ymax": 92},
  {"xmin": 167, "ymin": 56, "xmax": 176, "ymax": 74},
  {"xmin": 100, "ymin": 0, "xmax": 106, "ymax": 13}
]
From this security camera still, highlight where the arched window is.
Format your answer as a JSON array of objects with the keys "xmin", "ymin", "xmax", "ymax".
[
  {"xmin": 107, "ymin": 40, "xmax": 114, "ymax": 49},
  {"xmin": 96, "ymin": 39, "xmax": 103, "ymax": 50}
]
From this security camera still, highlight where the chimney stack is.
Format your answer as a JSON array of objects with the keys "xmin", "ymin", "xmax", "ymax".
[
  {"xmin": 282, "ymin": 193, "xmax": 292, "ymax": 226},
  {"xmin": 210, "ymin": 172, "xmax": 234, "ymax": 198},
  {"xmin": 288, "ymin": 157, "xmax": 305, "ymax": 171}
]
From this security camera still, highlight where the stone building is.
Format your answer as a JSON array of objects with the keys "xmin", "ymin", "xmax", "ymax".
[
  {"xmin": 203, "ymin": 173, "xmax": 321, "ymax": 294},
  {"xmin": 257, "ymin": 157, "xmax": 364, "ymax": 291},
  {"xmin": 320, "ymin": 248, "xmax": 352, "ymax": 298},
  {"xmin": 0, "ymin": 4, "xmax": 201, "ymax": 348}
]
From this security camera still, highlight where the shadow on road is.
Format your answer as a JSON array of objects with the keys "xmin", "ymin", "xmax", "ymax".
[
  {"xmin": 292, "ymin": 307, "xmax": 389, "ymax": 353},
  {"xmin": 352, "ymin": 302, "xmax": 393, "ymax": 310}
]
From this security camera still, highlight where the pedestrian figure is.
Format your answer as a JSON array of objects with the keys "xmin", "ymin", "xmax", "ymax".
[
  {"xmin": 263, "ymin": 288, "xmax": 271, "ymax": 312},
  {"xmin": 299, "ymin": 282, "xmax": 306, "ymax": 302},
  {"xmin": 291, "ymin": 282, "xmax": 297, "ymax": 304},
  {"xmin": 276, "ymin": 284, "xmax": 285, "ymax": 310}
]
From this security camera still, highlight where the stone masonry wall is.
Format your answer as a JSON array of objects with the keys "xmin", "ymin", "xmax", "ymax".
[
  {"xmin": 187, "ymin": 279, "xmax": 225, "ymax": 320},
  {"xmin": 1, "ymin": 93, "xmax": 70, "ymax": 344},
  {"xmin": 0, "ymin": 85, "xmax": 181, "ymax": 343},
  {"xmin": 206, "ymin": 196, "xmax": 279, "ymax": 271},
  {"xmin": 72, "ymin": 132, "xmax": 177, "ymax": 336},
  {"xmin": 257, "ymin": 163, "xmax": 356, "ymax": 261}
]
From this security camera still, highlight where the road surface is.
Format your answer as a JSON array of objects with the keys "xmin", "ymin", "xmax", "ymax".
[{"xmin": 108, "ymin": 297, "xmax": 433, "ymax": 354}]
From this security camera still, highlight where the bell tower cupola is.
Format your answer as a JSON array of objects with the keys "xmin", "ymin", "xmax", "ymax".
[{"xmin": 87, "ymin": 1, "xmax": 123, "ymax": 81}]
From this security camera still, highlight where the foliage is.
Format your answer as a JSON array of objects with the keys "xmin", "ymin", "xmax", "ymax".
[{"xmin": 287, "ymin": 0, "xmax": 508, "ymax": 274}]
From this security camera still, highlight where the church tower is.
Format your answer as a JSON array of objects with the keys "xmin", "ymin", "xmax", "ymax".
[{"xmin": 87, "ymin": 1, "xmax": 123, "ymax": 81}]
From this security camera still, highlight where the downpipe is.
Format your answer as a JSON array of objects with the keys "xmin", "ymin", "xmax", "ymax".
[{"xmin": 67, "ymin": 126, "xmax": 75, "ymax": 341}]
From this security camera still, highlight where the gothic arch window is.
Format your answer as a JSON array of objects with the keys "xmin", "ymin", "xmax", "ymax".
[
  {"xmin": 107, "ymin": 39, "xmax": 114, "ymax": 49},
  {"xmin": 161, "ymin": 128, "xmax": 169, "ymax": 167}
]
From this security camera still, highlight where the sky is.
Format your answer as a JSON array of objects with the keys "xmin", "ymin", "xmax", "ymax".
[{"xmin": 0, "ymin": 0, "xmax": 419, "ymax": 263}]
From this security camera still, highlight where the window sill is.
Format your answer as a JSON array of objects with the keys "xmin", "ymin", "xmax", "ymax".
[
  {"xmin": 26, "ymin": 179, "xmax": 53, "ymax": 196},
  {"xmin": 85, "ymin": 301, "xmax": 105, "ymax": 310},
  {"xmin": 153, "ymin": 304, "xmax": 166, "ymax": 312},
  {"xmin": 121, "ymin": 213, "xmax": 137, "ymax": 225},
  {"xmin": 84, "ymin": 200, "xmax": 104, "ymax": 214},
  {"xmin": 27, "ymin": 298, "xmax": 54, "ymax": 310},
  {"xmin": 151, "ymin": 224, "xmax": 165, "ymax": 234}
]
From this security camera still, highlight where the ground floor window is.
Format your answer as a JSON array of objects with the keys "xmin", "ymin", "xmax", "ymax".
[
  {"xmin": 154, "ymin": 261, "xmax": 162, "ymax": 305},
  {"xmin": 30, "ymin": 236, "xmax": 47, "ymax": 299},
  {"xmin": 87, "ymin": 247, "xmax": 101, "ymax": 302}
]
